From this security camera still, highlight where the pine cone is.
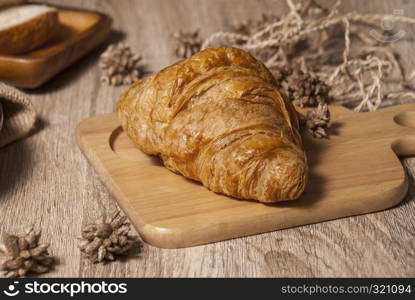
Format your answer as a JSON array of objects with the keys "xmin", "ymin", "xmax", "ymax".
[
  {"xmin": 287, "ymin": 70, "xmax": 330, "ymax": 107},
  {"xmin": 301, "ymin": 103, "xmax": 331, "ymax": 138},
  {"xmin": 0, "ymin": 228, "xmax": 54, "ymax": 278},
  {"xmin": 78, "ymin": 210, "xmax": 139, "ymax": 263},
  {"xmin": 232, "ymin": 19, "xmax": 256, "ymax": 36},
  {"xmin": 273, "ymin": 66, "xmax": 293, "ymax": 86},
  {"xmin": 172, "ymin": 30, "xmax": 203, "ymax": 59},
  {"xmin": 232, "ymin": 13, "xmax": 279, "ymax": 36},
  {"xmin": 99, "ymin": 43, "xmax": 142, "ymax": 86},
  {"xmin": 273, "ymin": 65, "xmax": 330, "ymax": 108}
]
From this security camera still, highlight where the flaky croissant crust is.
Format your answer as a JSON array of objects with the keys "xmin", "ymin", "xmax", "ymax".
[{"xmin": 118, "ymin": 47, "xmax": 308, "ymax": 202}]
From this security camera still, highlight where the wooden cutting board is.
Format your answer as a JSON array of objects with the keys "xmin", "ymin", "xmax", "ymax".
[
  {"xmin": 76, "ymin": 103, "xmax": 415, "ymax": 248},
  {"xmin": 0, "ymin": 8, "xmax": 111, "ymax": 88}
]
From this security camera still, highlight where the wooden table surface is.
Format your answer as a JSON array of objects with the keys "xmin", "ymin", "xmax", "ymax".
[{"xmin": 1, "ymin": 0, "xmax": 415, "ymax": 277}]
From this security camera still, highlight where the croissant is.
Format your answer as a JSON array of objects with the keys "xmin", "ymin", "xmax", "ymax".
[{"xmin": 118, "ymin": 47, "xmax": 308, "ymax": 203}]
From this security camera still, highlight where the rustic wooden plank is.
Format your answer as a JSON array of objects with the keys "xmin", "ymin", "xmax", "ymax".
[{"xmin": 0, "ymin": 0, "xmax": 414, "ymax": 277}]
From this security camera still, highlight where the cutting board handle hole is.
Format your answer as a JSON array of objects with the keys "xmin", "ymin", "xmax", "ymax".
[
  {"xmin": 110, "ymin": 127, "xmax": 145, "ymax": 162},
  {"xmin": 394, "ymin": 111, "xmax": 415, "ymax": 129},
  {"xmin": 109, "ymin": 126, "xmax": 164, "ymax": 166},
  {"xmin": 392, "ymin": 137, "xmax": 415, "ymax": 156}
]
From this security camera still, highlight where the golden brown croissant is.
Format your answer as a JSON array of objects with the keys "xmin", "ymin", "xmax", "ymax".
[{"xmin": 118, "ymin": 47, "xmax": 308, "ymax": 203}]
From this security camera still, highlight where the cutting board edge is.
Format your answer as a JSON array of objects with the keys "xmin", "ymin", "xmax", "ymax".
[
  {"xmin": 75, "ymin": 112, "xmax": 409, "ymax": 248},
  {"xmin": 75, "ymin": 119, "xmax": 149, "ymax": 233},
  {"xmin": 128, "ymin": 179, "xmax": 408, "ymax": 248}
]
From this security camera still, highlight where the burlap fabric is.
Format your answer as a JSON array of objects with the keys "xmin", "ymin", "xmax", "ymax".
[{"xmin": 0, "ymin": 83, "xmax": 36, "ymax": 148}]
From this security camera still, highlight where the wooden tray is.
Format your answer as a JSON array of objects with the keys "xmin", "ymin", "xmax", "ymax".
[
  {"xmin": 0, "ymin": 8, "xmax": 111, "ymax": 88},
  {"xmin": 76, "ymin": 103, "xmax": 415, "ymax": 248}
]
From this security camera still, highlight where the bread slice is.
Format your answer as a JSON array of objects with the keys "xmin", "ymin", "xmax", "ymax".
[{"xmin": 0, "ymin": 4, "xmax": 59, "ymax": 55}]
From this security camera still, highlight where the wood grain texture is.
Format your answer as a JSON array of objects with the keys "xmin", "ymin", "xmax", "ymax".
[
  {"xmin": 0, "ymin": 8, "xmax": 111, "ymax": 88},
  {"xmin": 76, "ymin": 104, "xmax": 415, "ymax": 248},
  {"xmin": 1, "ymin": 0, "xmax": 415, "ymax": 277}
]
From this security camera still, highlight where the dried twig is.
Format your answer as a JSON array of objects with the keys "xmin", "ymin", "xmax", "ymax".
[{"xmin": 201, "ymin": 0, "xmax": 415, "ymax": 116}]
